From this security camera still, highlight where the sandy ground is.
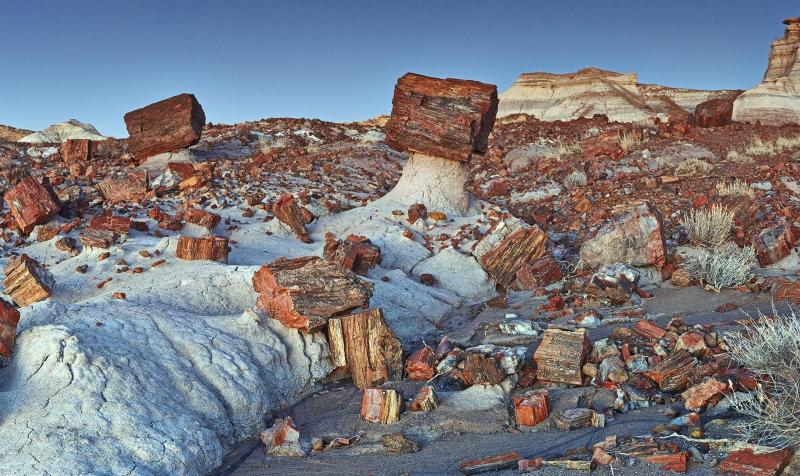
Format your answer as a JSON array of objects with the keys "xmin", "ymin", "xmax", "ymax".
[{"xmin": 213, "ymin": 284, "xmax": 786, "ymax": 475}]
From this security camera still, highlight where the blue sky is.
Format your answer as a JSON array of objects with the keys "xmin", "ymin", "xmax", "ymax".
[{"xmin": 0, "ymin": 1, "xmax": 794, "ymax": 137}]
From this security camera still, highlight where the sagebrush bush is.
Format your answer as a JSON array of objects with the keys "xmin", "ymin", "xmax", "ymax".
[
  {"xmin": 675, "ymin": 157, "xmax": 713, "ymax": 176},
  {"xmin": 563, "ymin": 170, "xmax": 587, "ymax": 189},
  {"xmin": 716, "ymin": 180, "xmax": 755, "ymax": 198},
  {"xmin": 726, "ymin": 309, "xmax": 800, "ymax": 447},
  {"xmin": 682, "ymin": 205, "xmax": 734, "ymax": 248},
  {"xmin": 679, "ymin": 242, "xmax": 756, "ymax": 289}
]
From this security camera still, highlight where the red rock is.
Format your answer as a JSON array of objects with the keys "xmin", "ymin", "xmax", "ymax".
[
  {"xmin": 405, "ymin": 346, "xmax": 436, "ymax": 381},
  {"xmin": 633, "ymin": 320, "xmax": 667, "ymax": 340},
  {"xmin": 473, "ymin": 219, "xmax": 548, "ymax": 288},
  {"xmin": 3, "ymin": 255, "xmax": 54, "ymax": 307},
  {"xmin": 89, "ymin": 215, "xmax": 131, "ymax": 234},
  {"xmin": 175, "ymin": 235, "xmax": 229, "ymax": 263},
  {"xmin": 775, "ymin": 279, "xmax": 800, "ymax": 303},
  {"xmin": 62, "ymin": 138, "xmax": 92, "ymax": 163},
  {"xmin": 79, "ymin": 229, "xmax": 116, "ymax": 248},
  {"xmin": 361, "ymin": 388, "xmax": 401, "ymax": 424},
  {"xmin": 718, "ymin": 448, "xmax": 791, "ymax": 476},
  {"xmin": 97, "ymin": 172, "xmax": 149, "ymax": 204},
  {"xmin": 682, "ymin": 378, "xmax": 728, "ymax": 411},
  {"xmin": 675, "ymin": 331, "xmax": 708, "ymax": 355},
  {"xmin": 4, "ymin": 176, "xmax": 61, "ymax": 234},
  {"xmin": 408, "ymin": 386, "xmax": 439, "ymax": 412},
  {"xmin": 260, "ymin": 416, "xmax": 306, "ymax": 457},
  {"xmin": 716, "ymin": 302, "xmax": 739, "ymax": 313},
  {"xmin": 515, "ymin": 255, "xmax": 563, "ymax": 291},
  {"xmin": 642, "ymin": 451, "xmax": 688, "ymax": 473},
  {"xmin": 167, "ymin": 162, "xmax": 196, "ymax": 180},
  {"xmin": 753, "ymin": 221, "xmax": 799, "ymax": 266},
  {"xmin": 461, "ymin": 353, "xmax": 505, "ymax": 386},
  {"xmin": 581, "ymin": 130, "xmax": 624, "ymax": 161},
  {"xmin": 273, "ymin": 193, "xmax": 308, "ymax": 242},
  {"xmin": 124, "ymin": 93, "xmax": 205, "ymax": 161},
  {"xmin": 694, "ymin": 97, "xmax": 737, "ymax": 128},
  {"xmin": 407, "ymin": 203, "xmax": 428, "ymax": 224},
  {"xmin": 0, "ymin": 298, "xmax": 20, "ymax": 359},
  {"xmin": 182, "ymin": 207, "xmax": 221, "ymax": 230},
  {"xmin": 533, "ymin": 328, "xmax": 591, "ymax": 385},
  {"xmin": 323, "ymin": 233, "xmax": 382, "ymax": 276},
  {"xmin": 459, "ymin": 451, "xmax": 521, "ymax": 475},
  {"xmin": 384, "ymin": 73, "xmax": 498, "ymax": 162},
  {"xmin": 513, "ymin": 390, "xmax": 550, "ymax": 426},
  {"xmin": 645, "ymin": 349, "xmax": 698, "ymax": 392}
]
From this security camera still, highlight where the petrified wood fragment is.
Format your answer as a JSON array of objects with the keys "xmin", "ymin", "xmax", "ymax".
[
  {"xmin": 273, "ymin": 193, "xmax": 308, "ymax": 242},
  {"xmin": 89, "ymin": 214, "xmax": 131, "ymax": 234},
  {"xmin": 97, "ymin": 172, "xmax": 148, "ymax": 204},
  {"xmin": 361, "ymin": 387, "xmax": 401, "ymax": 424},
  {"xmin": 176, "ymin": 235, "xmax": 229, "ymax": 263},
  {"xmin": 513, "ymin": 390, "xmax": 550, "ymax": 426},
  {"xmin": 79, "ymin": 229, "xmax": 116, "ymax": 249},
  {"xmin": 409, "ymin": 386, "xmax": 439, "ymax": 412},
  {"xmin": 645, "ymin": 349, "xmax": 698, "ymax": 392},
  {"xmin": 253, "ymin": 256, "xmax": 373, "ymax": 333},
  {"xmin": 533, "ymin": 328, "xmax": 590, "ymax": 385},
  {"xmin": 3, "ymin": 255, "xmax": 54, "ymax": 307},
  {"xmin": 459, "ymin": 452, "xmax": 521, "ymax": 475},
  {"xmin": 124, "ymin": 93, "xmax": 205, "ymax": 161},
  {"xmin": 385, "ymin": 73, "xmax": 498, "ymax": 162},
  {"xmin": 181, "ymin": 207, "xmax": 221, "ymax": 230},
  {"xmin": 4, "ymin": 176, "xmax": 61, "ymax": 234},
  {"xmin": 323, "ymin": 233, "xmax": 381, "ymax": 276},
  {"xmin": 515, "ymin": 255, "xmax": 563, "ymax": 290},
  {"xmin": 63, "ymin": 138, "xmax": 92, "ymax": 163},
  {"xmin": 405, "ymin": 346, "xmax": 436, "ymax": 381},
  {"xmin": 0, "ymin": 298, "xmax": 20, "ymax": 359},
  {"xmin": 461, "ymin": 353, "xmax": 505, "ymax": 386},
  {"xmin": 327, "ymin": 308, "xmax": 402, "ymax": 389},
  {"xmin": 473, "ymin": 218, "xmax": 547, "ymax": 288}
]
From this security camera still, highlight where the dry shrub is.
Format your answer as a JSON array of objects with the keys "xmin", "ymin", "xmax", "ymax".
[
  {"xmin": 563, "ymin": 170, "xmax": 587, "ymax": 189},
  {"xmin": 554, "ymin": 139, "xmax": 580, "ymax": 159},
  {"xmin": 682, "ymin": 205, "xmax": 734, "ymax": 247},
  {"xmin": 619, "ymin": 130, "xmax": 642, "ymax": 154},
  {"xmin": 716, "ymin": 180, "xmax": 755, "ymax": 198},
  {"xmin": 726, "ymin": 150, "xmax": 754, "ymax": 163},
  {"xmin": 726, "ymin": 309, "xmax": 800, "ymax": 447},
  {"xmin": 775, "ymin": 135, "xmax": 800, "ymax": 151},
  {"xmin": 679, "ymin": 242, "xmax": 756, "ymax": 289},
  {"xmin": 675, "ymin": 157, "xmax": 713, "ymax": 176},
  {"xmin": 744, "ymin": 137, "xmax": 776, "ymax": 157}
]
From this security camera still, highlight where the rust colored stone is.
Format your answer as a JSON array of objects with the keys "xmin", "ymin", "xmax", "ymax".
[
  {"xmin": 124, "ymin": 93, "xmax": 205, "ymax": 161},
  {"xmin": 4, "ymin": 176, "xmax": 61, "ymax": 234},
  {"xmin": 97, "ymin": 172, "xmax": 148, "ymax": 204},
  {"xmin": 718, "ymin": 448, "xmax": 791, "ymax": 476},
  {"xmin": 405, "ymin": 346, "xmax": 436, "ymax": 381},
  {"xmin": 641, "ymin": 452, "xmax": 689, "ymax": 473},
  {"xmin": 273, "ymin": 193, "xmax": 308, "ymax": 241},
  {"xmin": 682, "ymin": 378, "xmax": 728, "ymax": 411},
  {"xmin": 752, "ymin": 221, "xmax": 799, "ymax": 266},
  {"xmin": 515, "ymin": 255, "xmax": 563, "ymax": 290},
  {"xmin": 474, "ymin": 219, "xmax": 548, "ymax": 288},
  {"xmin": 581, "ymin": 130, "xmax": 625, "ymax": 161},
  {"xmin": 533, "ymin": 328, "xmax": 590, "ymax": 385},
  {"xmin": 407, "ymin": 203, "xmax": 427, "ymax": 224},
  {"xmin": 182, "ymin": 207, "xmax": 221, "ymax": 230},
  {"xmin": 384, "ymin": 73, "xmax": 498, "ymax": 162},
  {"xmin": 633, "ymin": 320, "xmax": 667, "ymax": 340},
  {"xmin": 63, "ymin": 138, "xmax": 92, "ymax": 163},
  {"xmin": 360, "ymin": 387, "xmax": 401, "ymax": 424},
  {"xmin": 645, "ymin": 349, "xmax": 698, "ymax": 392},
  {"xmin": 459, "ymin": 452, "xmax": 521, "ymax": 475},
  {"xmin": 3, "ymin": 255, "xmax": 54, "ymax": 307},
  {"xmin": 79, "ymin": 229, "xmax": 116, "ymax": 249},
  {"xmin": 694, "ymin": 97, "xmax": 736, "ymax": 128},
  {"xmin": 89, "ymin": 215, "xmax": 132, "ymax": 234},
  {"xmin": 461, "ymin": 353, "xmax": 505, "ymax": 386},
  {"xmin": 408, "ymin": 386, "xmax": 439, "ymax": 412},
  {"xmin": 0, "ymin": 298, "xmax": 20, "ymax": 358},
  {"xmin": 175, "ymin": 235, "xmax": 229, "ymax": 263},
  {"xmin": 513, "ymin": 390, "xmax": 550, "ymax": 426},
  {"xmin": 252, "ymin": 256, "xmax": 373, "ymax": 332},
  {"xmin": 323, "ymin": 233, "xmax": 382, "ymax": 276},
  {"xmin": 167, "ymin": 162, "xmax": 195, "ymax": 180}
]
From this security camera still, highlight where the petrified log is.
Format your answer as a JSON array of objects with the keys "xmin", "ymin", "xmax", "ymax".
[
  {"xmin": 253, "ymin": 256, "xmax": 373, "ymax": 333},
  {"xmin": 693, "ymin": 97, "xmax": 736, "ymax": 128},
  {"xmin": 718, "ymin": 448, "xmax": 791, "ymax": 476},
  {"xmin": 176, "ymin": 235, "xmax": 229, "ymax": 263},
  {"xmin": 513, "ymin": 390, "xmax": 550, "ymax": 426},
  {"xmin": 752, "ymin": 221, "xmax": 799, "ymax": 266},
  {"xmin": 273, "ymin": 193, "xmax": 308, "ymax": 242},
  {"xmin": 327, "ymin": 308, "xmax": 402, "ymax": 389},
  {"xmin": 515, "ymin": 255, "xmax": 563, "ymax": 290},
  {"xmin": 459, "ymin": 452, "xmax": 521, "ymax": 475},
  {"xmin": 63, "ymin": 138, "xmax": 92, "ymax": 163},
  {"xmin": 645, "ymin": 349, "xmax": 698, "ymax": 392},
  {"xmin": 3, "ymin": 255, "xmax": 54, "ymax": 307},
  {"xmin": 4, "ymin": 176, "xmax": 61, "ymax": 234},
  {"xmin": 633, "ymin": 320, "xmax": 667, "ymax": 340},
  {"xmin": 385, "ymin": 73, "xmax": 498, "ymax": 162},
  {"xmin": 409, "ymin": 386, "xmax": 439, "ymax": 412},
  {"xmin": 407, "ymin": 203, "xmax": 427, "ymax": 224},
  {"xmin": 124, "ymin": 93, "xmax": 205, "ymax": 161},
  {"xmin": 361, "ymin": 388, "xmax": 401, "ymax": 424},
  {"xmin": 79, "ymin": 229, "xmax": 116, "ymax": 249},
  {"xmin": 473, "ymin": 218, "xmax": 548, "ymax": 288},
  {"xmin": 181, "ymin": 207, "xmax": 221, "ymax": 230},
  {"xmin": 552, "ymin": 408, "xmax": 602, "ymax": 430},
  {"xmin": 405, "ymin": 346, "xmax": 436, "ymax": 381},
  {"xmin": 461, "ymin": 353, "xmax": 505, "ymax": 386},
  {"xmin": 323, "ymin": 233, "xmax": 381, "ymax": 276},
  {"xmin": 0, "ymin": 298, "xmax": 20, "ymax": 359},
  {"xmin": 89, "ymin": 214, "xmax": 131, "ymax": 234},
  {"xmin": 533, "ymin": 328, "xmax": 591, "ymax": 385},
  {"xmin": 97, "ymin": 172, "xmax": 149, "ymax": 204}
]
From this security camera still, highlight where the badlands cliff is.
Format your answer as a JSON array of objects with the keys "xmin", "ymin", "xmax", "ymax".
[
  {"xmin": 733, "ymin": 17, "xmax": 800, "ymax": 125},
  {"xmin": 498, "ymin": 67, "xmax": 738, "ymax": 123}
]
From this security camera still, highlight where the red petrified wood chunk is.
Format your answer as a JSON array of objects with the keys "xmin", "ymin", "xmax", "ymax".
[
  {"xmin": 645, "ymin": 349, "xmax": 698, "ymax": 392},
  {"xmin": 581, "ymin": 130, "xmax": 625, "ymax": 161},
  {"xmin": 718, "ymin": 448, "xmax": 791, "ymax": 476},
  {"xmin": 273, "ymin": 193, "xmax": 309, "ymax": 242},
  {"xmin": 4, "ymin": 176, "xmax": 61, "ymax": 234},
  {"xmin": 408, "ymin": 386, "xmax": 439, "ymax": 412},
  {"xmin": 642, "ymin": 452, "xmax": 689, "ymax": 473},
  {"xmin": 361, "ymin": 387, "xmax": 401, "ymax": 424},
  {"xmin": 682, "ymin": 378, "xmax": 728, "ymax": 412},
  {"xmin": 407, "ymin": 203, "xmax": 427, "ymax": 224},
  {"xmin": 513, "ymin": 390, "xmax": 550, "ymax": 426},
  {"xmin": 252, "ymin": 256, "xmax": 373, "ymax": 333},
  {"xmin": 0, "ymin": 298, "xmax": 21, "ymax": 359},
  {"xmin": 63, "ymin": 138, "xmax": 92, "ymax": 163},
  {"xmin": 259, "ymin": 416, "xmax": 306, "ymax": 457},
  {"xmin": 459, "ymin": 452, "xmax": 522, "ymax": 475},
  {"xmin": 752, "ymin": 221, "xmax": 799, "ymax": 266},
  {"xmin": 3, "ymin": 255, "xmax": 54, "ymax": 307},
  {"xmin": 533, "ymin": 328, "xmax": 591, "ymax": 385},
  {"xmin": 633, "ymin": 320, "xmax": 667, "ymax": 340},
  {"xmin": 175, "ymin": 235, "xmax": 229, "ymax": 263},
  {"xmin": 473, "ymin": 219, "xmax": 548, "ymax": 288},
  {"xmin": 124, "ymin": 93, "xmax": 206, "ymax": 161},
  {"xmin": 182, "ymin": 207, "xmax": 221, "ymax": 230},
  {"xmin": 97, "ymin": 172, "xmax": 149, "ymax": 204},
  {"xmin": 515, "ymin": 255, "xmax": 563, "ymax": 290},
  {"xmin": 89, "ymin": 214, "xmax": 132, "ymax": 234},
  {"xmin": 693, "ymin": 96, "xmax": 737, "ymax": 128},
  {"xmin": 405, "ymin": 347, "xmax": 436, "ymax": 381},
  {"xmin": 461, "ymin": 353, "xmax": 505, "ymax": 386},
  {"xmin": 323, "ymin": 233, "xmax": 382, "ymax": 276},
  {"xmin": 384, "ymin": 73, "xmax": 498, "ymax": 162}
]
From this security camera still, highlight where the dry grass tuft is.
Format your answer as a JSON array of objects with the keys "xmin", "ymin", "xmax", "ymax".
[
  {"xmin": 726, "ymin": 309, "xmax": 800, "ymax": 447},
  {"xmin": 553, "ymin": 139, "xmax": 580, "ymax": 159},
  {"xmin": 726, "ymin": 150, "xmax": 754, "ymax": 163},
  {"xmin": 716, "ymin": 180, "xmax": 755, "ymax": 198},
  {"xmin": 679, "ymin": 242, "xmax": 756, "ymax": 289},
  {"xmin": 675, "ymin": 157, "xmax": 714, "ymax": 176},
  {"xmin": 682, "ymin": 205, "xmax": 734, "ymax": 248},
  {"xmin": 563, "ymin": 170, "xmax": 587, "ymax": 189},
  {"xmin": 619, "ymin": 131, "xmax": 643, "ymax": 155}
]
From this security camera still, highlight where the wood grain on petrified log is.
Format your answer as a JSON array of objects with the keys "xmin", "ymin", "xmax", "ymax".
[{"xmin": 124, "ymin": 93, "xmax": 205, "ymax": 161}]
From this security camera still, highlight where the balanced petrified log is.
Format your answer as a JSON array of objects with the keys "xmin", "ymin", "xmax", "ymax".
[
  {"xmin": 273, "ymin": 193, "xmax": 308, "ymax": 242},
  {"xmin": 176, "ymin": 235, "xmax": 229, "ymax": 263},
  {"xmin": 4, "ymin": 176, "xmax": 61, "ymax": 234},
  {"xmin": 252, "ymin": 256, "xmax": 373, "ymax": 333},
  {"xmin": 124, "ymin": 93, "xmax": 205, "ymax": 161},
  {"xmin": 327, "ymin": 308, "xmax": 402, "ymax": 389},
  {"xmin": 473, "ymin": 218, "xmax": 548, "ymax": 288},
  {"xmin": 97, "ymin": 172, "xmax": 149, "ymax": 204},
  {"xmin": 385, "ymin": 73, "xmax": 498, "ymax": 162},
  {"xmin": 0, "ymin": 298, "xmax": 20, "ymax": 360},
  {"xmin": 323, "ymin": 233, "xmax": 381, "ymax": 276},
  {"xmin": 533, "ymin": 328, "xmax": 591, "ymax": 385},
  {"xmin": 3, "ymin": 255, "xmax": 54, "ymax": 307},
  {"xmin": 361, "ymin": 387, "xmax": 401, "ymax": 424},
  {"xmin": 63, "ymin": 138, "xmax": 92, "ymax": 163}
]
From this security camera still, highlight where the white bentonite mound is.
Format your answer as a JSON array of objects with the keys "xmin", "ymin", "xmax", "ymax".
[{"xmin": 18, "ymin": 119, "xmax": 107, "ymax": 143}]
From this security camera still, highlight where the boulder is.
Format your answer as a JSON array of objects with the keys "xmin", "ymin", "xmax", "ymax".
[
  {"xmin": 4, "ymin": 176, "xmax": 61, "ymax": 234},
  {"xmin": 175, "ymin": 235, "xmax": 229, "ymax": 263},
  {"xmin": 3, "ymin": 255, "xmax": 54, "ymax": 307},
  {"xmin": 580, "ymin": 201, "xmax": 666, "ymax": 269},
  {"xmin": 124, "ymin": 93, "xmax": 206, "ymax": 161},
  {"xmin": 62, "ymin": 138, "xmax": 92, "ymax": 162},
  {"xmin": 97, "ymin": 172, "xmax": 149, "ymax": 204},
  {"xmin": 473, "ymin": 218, "xmax": 548, "ymax": 288},
  {"xmin": 0, "ymin": 298, "xmax": 20, "ymax": 362},
  {"xmin": 693, "ymin": 96, "xmax": 738, "ymax": 127}
]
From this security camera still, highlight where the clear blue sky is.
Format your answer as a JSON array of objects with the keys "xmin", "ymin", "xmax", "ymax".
[{"xmin": 0, "ymin": 1, "xmax": 794, "ymax": 137}]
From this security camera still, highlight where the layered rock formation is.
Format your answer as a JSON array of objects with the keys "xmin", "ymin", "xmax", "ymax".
[
  {"xmin": 498, "ymin": 67, "xmax": 737, "ymax": 123},
  {"xmin": 733, "ymin": 17, "xmax": 800, "ymax": 125},
  {"xmin": 18, "ymin": 119, "xmax": 106, "ymax": 143}
]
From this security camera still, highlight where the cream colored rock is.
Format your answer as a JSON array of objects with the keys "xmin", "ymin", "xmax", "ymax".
[
  {"xmin": 733, "ymin": 18, "xmax": 800, "ymax": 125},
  {"xmin": 18, "ymin": 119, "xmax": 107, "ymax": 143}
]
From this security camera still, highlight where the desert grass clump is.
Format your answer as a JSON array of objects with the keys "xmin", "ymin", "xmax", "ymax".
[
  {"xmin": 675, "ymin": 157, "xmax": 714, "ymax": 176},
  {"xmin": 682, "ymin": 205, "xmax": 734, "ymax": 248},
  {"xmin": 726, "ymin": 309, "xmax": 800, "ymax": 447},
  {"xmin": 775, "ymin": 135, "xmax": 800, "ymax": 151},
  {"xmin": 619, "ymin": 130, "xmax": 643, "ymax": 154},
  {"xmin": 554, "ymin": 139, "xmax": 580, "ymax": 159},
  {"xmin": 716, "ymin": 180, "xmax": 755, "ymax": 198},
  {"xmin": 679, "ymin": 242, "xmax": 756, "ymax": 289},
  {"xmin": 726, "ymin": 150, "xmax": 754, "ymax": 163},
  {"xmin": 744, "ymin": 136, "xmax": 777, "ymax": 157},
  {"xmin": 563, "ymin": 170, "xmax": 587, "ymax": 189}
]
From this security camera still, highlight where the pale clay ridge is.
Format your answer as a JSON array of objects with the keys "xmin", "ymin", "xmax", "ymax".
[
  {"xmin": 18, "ymin": 119, "xmax": 107, "ymax": 144},
  {"xmin": 498, "ymin": 67, "xmax": 737, "ymax": 123},
  {"xmin": 733, "ymin": 18, "xmax": 800, "ymax": 126}
]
